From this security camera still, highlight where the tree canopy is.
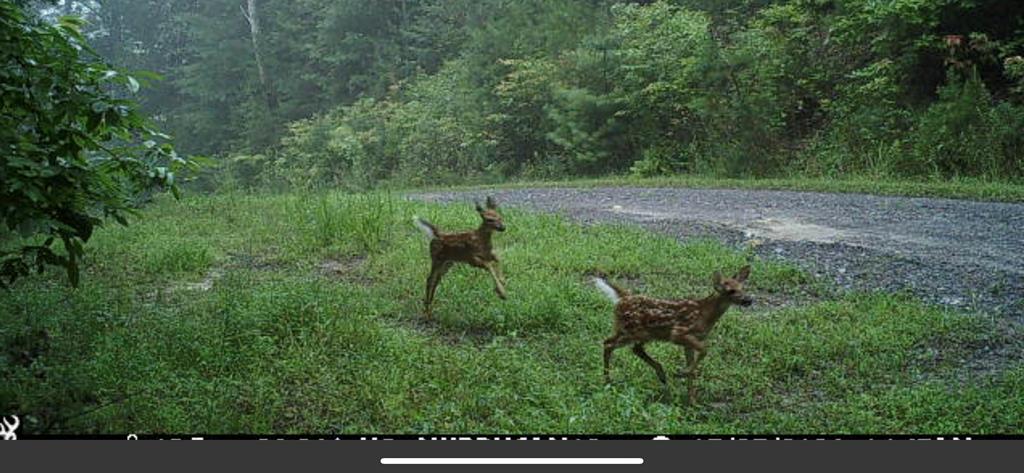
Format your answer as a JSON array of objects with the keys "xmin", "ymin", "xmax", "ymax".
[{"xmin": 14, "ymin": 1, "xmax": 1024, "ymax": 190}]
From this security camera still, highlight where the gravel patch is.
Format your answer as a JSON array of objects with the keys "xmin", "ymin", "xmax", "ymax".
[{"xmin": 409, "ymin": 187, "xmax": 1024, "ymax": 321}]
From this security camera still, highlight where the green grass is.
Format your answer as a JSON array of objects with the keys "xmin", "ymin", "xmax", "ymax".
[
  {"xmin": 1, "ymin": 191, "xmax": 1021, "ymax": 435},
  {"xmin": 409, "ymin": 175, "xmax": 1024, "ymax": 203}
]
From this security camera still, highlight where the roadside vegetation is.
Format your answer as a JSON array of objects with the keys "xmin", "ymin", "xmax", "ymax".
[
  {"xmin": 417, "ymin": 176, "xmax": 1024, "ymax": 203},
  {"xmin": 133, "ymin": 0, "xmax": 1024, "ymax": 193}
]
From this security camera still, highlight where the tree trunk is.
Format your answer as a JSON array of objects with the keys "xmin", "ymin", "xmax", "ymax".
[{"xmin": 240, "ymin": 0, "xmax": 277, "ymax": 111}]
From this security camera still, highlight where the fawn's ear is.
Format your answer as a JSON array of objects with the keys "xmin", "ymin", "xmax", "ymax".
[
  {"xmin": 712, "ymin": 271, "xmax": 724, "ymax": 289},
  {"xmin": 485, "ymin": 195, "xmax": 498, "ymax": 210},
  {"xmin": 475, "ymin": 201, "xmax": 485, "ymax": 213},
  {"xmin": 734, "ymin": 265, "xmax": 751, "ymax": 283}
]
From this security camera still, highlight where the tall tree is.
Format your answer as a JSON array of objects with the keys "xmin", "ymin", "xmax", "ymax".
[{"xmin": 240, "ymin": 0, "xmax": 277, "ymax": 111}]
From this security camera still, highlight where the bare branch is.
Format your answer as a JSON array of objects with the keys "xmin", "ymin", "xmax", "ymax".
[{"xmin": 239, "ymin": 4, "xmax": 252, "ymax": 26}]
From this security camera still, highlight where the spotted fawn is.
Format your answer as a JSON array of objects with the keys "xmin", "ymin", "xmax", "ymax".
[
  {"xmin": 594, "ymin": 265, "xmax": 752, "ymax": 405},
  {"xmin": 414, "ymin": 196, "xmax": 508, "ymax": 319}
]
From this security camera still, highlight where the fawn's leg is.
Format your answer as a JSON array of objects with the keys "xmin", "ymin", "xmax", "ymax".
[
  {"xmin": 485, "ymin": 262, "xmax": 508, "ymax": 300},
  {"xmin": 677, "ymin": 347, "xmax": 695, "ymax": 378},
  {"xmin": 673, "ymin": 332, "xmax": 707, "ymax": 406},
  {"xmin": 492, "ymin": 260, "xmax": 507, "ymax": 285},
  {"xmin": 424, "ymin": 261, "xmax": 453, "ymax": 318},
  {"xmin": 632, "ymin": 343, "xmax": 667, "ymax": 385},
  {"xmin": 603, "ymin": 335, "xmax": 626, "ymax": 384}
]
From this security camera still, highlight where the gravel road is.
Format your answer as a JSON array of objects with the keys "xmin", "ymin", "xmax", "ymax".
[{"xmin": 410, "ymin": 187, "xmax": 1024, "ymax": 320}]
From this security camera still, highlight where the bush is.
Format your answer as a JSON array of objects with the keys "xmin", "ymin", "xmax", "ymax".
[
  {"xmin": 609, "ymin": 2, "xmax": 711, "ymax": 173},
  {"xmin": 545, "ymin": 86, "xmax": 630, "ymax": 176},
  {"xmin": 490, "ymin": 58, "xmax": 561, "ymax": 175},
  {"xmin": 272, "ymin": 60, "xmax": 501, "ymax": 189},
  {"xmin": 908, "ymin": 70, "xmax": 1023, "ymax": 179},
  {"xmin": 274, "ymin": 97, "xmax": 401, "ymax": 190},
  {"xmin": 392, "ymin": 62, "xmax": 496, "ymax": 186},
  {"xmin": 0, "ymin": 5, "xmax": 196, "ymax": 287},
  {"xmin": 802, "ymin": 59, "xmax": 913, "ymax": 177}
]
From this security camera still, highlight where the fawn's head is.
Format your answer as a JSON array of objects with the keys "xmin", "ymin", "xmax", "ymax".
[
  {"xmin": 475, "ymin": 196, "xmax": 505, "ymax": 232},
  {"xmin": 712, "ymin": 265, "xmax": 753, "ymax": 307}
]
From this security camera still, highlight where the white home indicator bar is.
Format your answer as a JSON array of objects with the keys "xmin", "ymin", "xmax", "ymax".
[{"xmin": 381, "ymin": 458, "xmax": 643, "ymax": 465}]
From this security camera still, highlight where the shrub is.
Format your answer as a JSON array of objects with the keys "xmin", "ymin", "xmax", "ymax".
[
  {"xmin": 545, "ymin": 86, "xmax": 631, "ymax": 176},
  {"xmin": 490, "ymin": 58, "xmax": 561, "ymax": 175},
  {"xmin": 0, "ymin": 5, "xmax": 196, "ymax": 287},
  {"xmin": 908, "ymin": 70, "xmax": 1022, "ymax": 179},
  {"xmin": 392, "ymin": 63, "xmax": 496, "ymax": 185}
]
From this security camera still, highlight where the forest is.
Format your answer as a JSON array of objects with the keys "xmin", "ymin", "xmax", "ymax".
[{"xmin": 26, "ymin": 0, "xmax": 1024, "ymax": 189}]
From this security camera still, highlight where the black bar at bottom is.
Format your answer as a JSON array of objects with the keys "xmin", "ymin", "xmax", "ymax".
[{"xmin": 0, "ymin": 440, "xmax": 1016, "ymax": 472}]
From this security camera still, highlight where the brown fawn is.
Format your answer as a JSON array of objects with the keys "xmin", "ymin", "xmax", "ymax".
[
  {"xmin": 414, "ymin": 196, "xmax": 507, "ymax": 319},
  {"xmin": 594, "ymin": 265, "xmax": 752, "ymax": 405}
]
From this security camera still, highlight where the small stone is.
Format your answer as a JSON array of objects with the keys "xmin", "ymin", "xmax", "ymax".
[{"xmin": 940, "ymin": 296, "xmax": 964, "ymax": 306}]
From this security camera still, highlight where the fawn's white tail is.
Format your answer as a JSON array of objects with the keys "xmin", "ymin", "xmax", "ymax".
[
  {"xmin": 413, "ymin": 216, "xmax": 436, "ymax": 239},
  {"xmin": 593, "ymin": 277, "xmax": 621, "ymax": 304}
]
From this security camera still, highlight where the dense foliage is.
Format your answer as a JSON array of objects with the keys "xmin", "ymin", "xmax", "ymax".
[
  {"xmin": 66, "ymin": 0, "xmax": 1024, "ymax": 188},
  {"xmin": 1, "ymin": 2, "xmax": 196, "ymax": 287}
]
